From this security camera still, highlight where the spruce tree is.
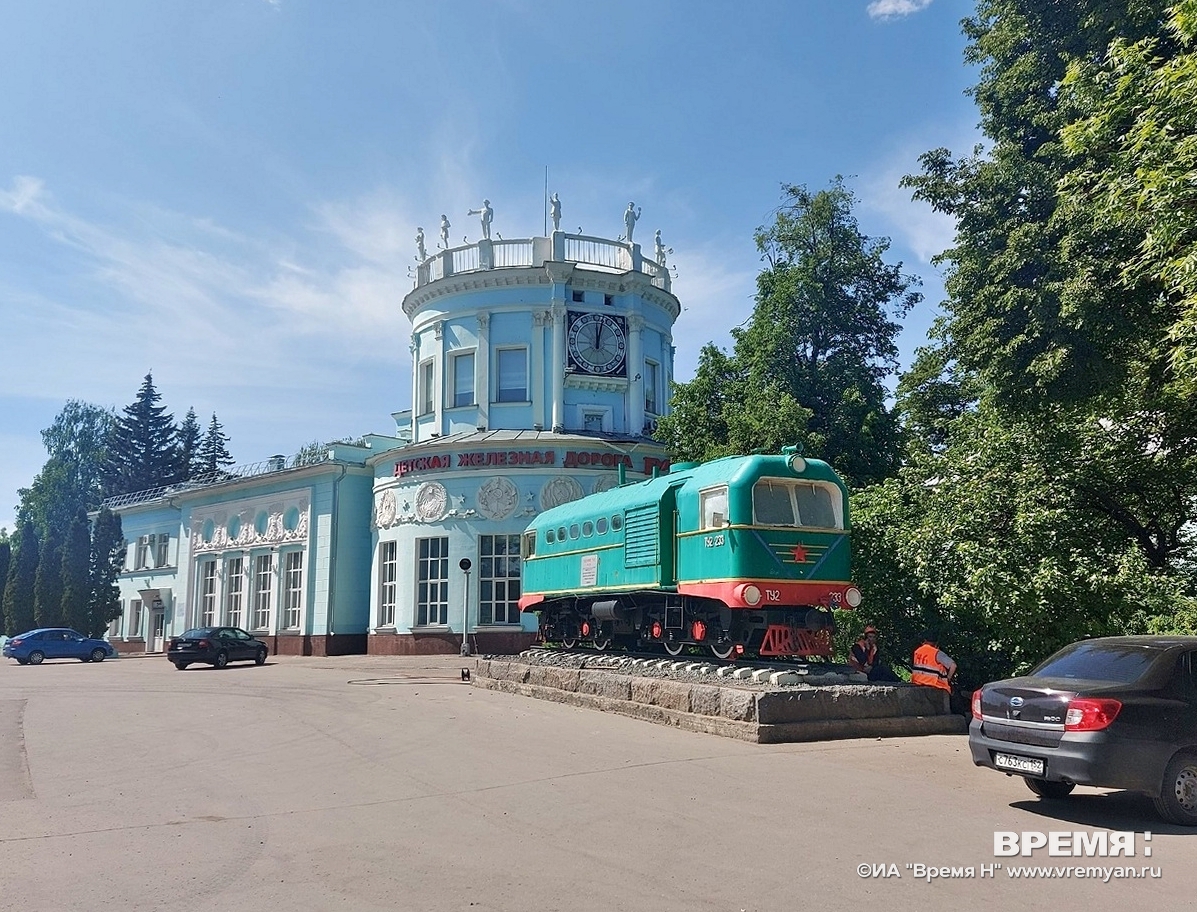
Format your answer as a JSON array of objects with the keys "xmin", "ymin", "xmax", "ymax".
[
  {"xmin": 103, "ymin": 373, "xmax": 179, "ymax": 497},
  {"xmin": 176, "ymin": 407, "xmax": 202, "ymax": 482},
  {"xmin": 33, "ymin": 527, "xmax": 64, "ymax": 627},
  {"xmin": 2, "ymin": 521, "xmax": 39, "ymax": 635},
  {"xmin": 89, "ymin": 508, "xmax": 124, "ymax": 637},
  {"xmin": 60, "ymin": 508, "xmax": 91, "ymax": 634},
  {"xmin": 196, "ymin": 413, "xmax": 234, "ymax": 478}
]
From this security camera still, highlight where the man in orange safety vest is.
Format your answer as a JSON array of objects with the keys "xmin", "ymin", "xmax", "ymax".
[{"xmin": 911, "ymin": 630, "xmax": 957, "ymax": 692}]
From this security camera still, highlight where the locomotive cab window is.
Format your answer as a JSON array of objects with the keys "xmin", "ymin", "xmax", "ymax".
[
  {"xmin": 752, "ymin": 478, "xmax": 842, "ymax": 529},
  {"xmin": 700, "ymin": 486, "xmax": 729, "ymax": 530},
  {"xmin": 523, "ymin": 531, "xmax": 537, "ymax": 557}
]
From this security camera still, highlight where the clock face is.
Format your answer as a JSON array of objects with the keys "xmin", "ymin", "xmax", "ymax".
[{"xmin": 567, "ymin": 312, "xmax": 627, "ymax": 375}]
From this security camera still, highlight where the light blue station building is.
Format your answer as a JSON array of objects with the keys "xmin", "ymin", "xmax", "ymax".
[{"xmin": 103, "ymin": 206, "xmax": 679, "ymax": 657}]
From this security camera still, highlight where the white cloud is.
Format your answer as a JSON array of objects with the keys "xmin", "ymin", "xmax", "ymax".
[{"xmin": 867, "ymin": 0, "xmax": 934, "ymax": 20}]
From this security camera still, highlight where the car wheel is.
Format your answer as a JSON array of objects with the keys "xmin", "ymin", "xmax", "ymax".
[
  {"xmin": 28, "ymin": 650, "xmax": 45, "ymax": 665},
  {"xmin": 90, "ymin": 648, "xmax": 107, "ymax": 663},
  {"xmin": 1153, "ymin": 751, "xmax": 1197, "ymax": 825},
  {"xmin": 173, "ymin": 662, "xmax": 189, "ymax": 671},
  {"xmin": 254, "ymin": 648, "xmax": 267, "ymax": 666},
  {"xmin": 213, "ymin": 651, "xmax": 229, "ymax": 669},
  {"xmin": 1025, "ymin": 777, "xmax": 1075, "ymax": 800}
]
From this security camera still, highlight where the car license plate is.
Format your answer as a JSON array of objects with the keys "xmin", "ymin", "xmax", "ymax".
[{"xmin": 993, "ymin": 752, "xmax": 1045, "ymax": 776}]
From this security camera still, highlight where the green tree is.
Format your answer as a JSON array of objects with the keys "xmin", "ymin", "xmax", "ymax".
[
  {"xmin": 2, "ymin": 521, "xmax": 39, "ymax": 635},
  {"xmin": 1061, "ymin": 1, "xmax": 1197, "ymax": 393},
  {"xmin": 103, "ymin": 373, "xmax": 179, "ymax": 497},
  {"xmin": 18, "ymin": 401, "xmax": 115, "ymax": 535},
  {"xmin": 196, "ymin": 413, "xmax": 235, "ymax": 477},
  {"xmin": 33, "ymin": 527, "xmax": 64, "ymax": 627},
  {"xmin": 655, "ymin": 345, "xmax": 810, "ymax": 463},
  {"xmin": 60, "ymin": 508, "xmax": 92, "ymax": 634},
  {"xmin": 175, "ymin": 407, "xmax": 202, "ymax": 482},
  {"xmin": 659, "ymin": 180, "xmax": 918, "ymax": 483},
  {"xmin": 89, "ymin": 507, "xmax": 124, "ymax": 637},
  {"xmin": 0, "ymin": 537, "xmax": 10, "ymax": 629}
]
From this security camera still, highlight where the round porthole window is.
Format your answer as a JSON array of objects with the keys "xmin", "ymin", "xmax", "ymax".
[
  {"xmin": 596, "ymin": 518, "xmax": 608, "ymax": 534},
  {"xmin": 611, "ymin": 514, "xmax": 623, "ymax": 531},
  {"xmin": 582, "ymin": 521, "xmax": 593, "ymax": 537}
]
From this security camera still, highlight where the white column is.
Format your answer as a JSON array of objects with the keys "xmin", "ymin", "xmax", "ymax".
[
  {"xmin": 531, "ymin": 310, "xmax": 548, "ymax": 429},
  {"xmin": 627, "ymin": 314, "xmax": 644, "ymax": 435},
  {"xmin": 433, "ymin": 320, "xmax": 444, "ymax": 435},
  {"xmin": 410, "ymin": 338, "xmax": 420, "ymax": 441},
  {"xmin": 551, "ymin": 303, "xmax": 565, "ymax": 432},
  {"xmin": 476, "ymin": 312, "xmax": 490, "ymax": 429}
]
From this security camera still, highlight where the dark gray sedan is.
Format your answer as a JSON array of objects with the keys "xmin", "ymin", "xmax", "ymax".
[
  {"xmin": 167, "ymin": 626, "xmax": 269, "ymax": 670},
  {"xmin": 970, "ymin": 636, "xmax": 1197, "ymax": 825}
]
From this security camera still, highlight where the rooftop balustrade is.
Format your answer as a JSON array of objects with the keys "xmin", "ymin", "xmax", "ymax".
[{"xmin": 414, "ymin": 231, "xmax": 670, "ymax": 293}]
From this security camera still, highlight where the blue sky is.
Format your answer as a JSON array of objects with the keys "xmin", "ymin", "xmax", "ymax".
[{"xmin": 0, "ymin": 0, "xmax": 978, "ymax": 532}]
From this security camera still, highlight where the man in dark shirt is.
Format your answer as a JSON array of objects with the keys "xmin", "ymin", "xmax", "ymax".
[{"xmin": 849, "ymin": 625, "xmax": 899, "ymax": 682}]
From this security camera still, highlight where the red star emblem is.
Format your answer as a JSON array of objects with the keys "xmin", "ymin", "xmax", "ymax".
[{"xmin": 792, "ymin": 543, "xmax": 807, "ymax": 563}]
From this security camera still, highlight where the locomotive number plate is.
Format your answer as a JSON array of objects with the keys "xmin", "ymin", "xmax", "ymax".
[{"xmin": 704, "ymin": 534, "xmax": 725, "ymax": 548}]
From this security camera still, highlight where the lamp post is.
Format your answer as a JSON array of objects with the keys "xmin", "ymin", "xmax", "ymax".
[{"xmin": 459, "ymin": 557, "xmax": 472, "ymax": 656}]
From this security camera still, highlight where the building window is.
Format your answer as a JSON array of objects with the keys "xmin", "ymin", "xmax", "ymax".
[
  {"xmin": 583, "ymin": 412, "xmax": 604, "ymax": 433},
  {"xmin": 129, "ymin": 599, "xmax": 143, "ymax": 638},
  {"xmin": 282, "ymin": 551, "xmax": 303, "ymax": 629},
  {"xmin": 107, "ymin": 614, "xmax": 120, "ymax": 638},
  {"xmin": 200, "ymin": 559, "xmax": 217, "ymax": 626},
  {"xmin": 155, "ymin": 534, "xmax": 170, "ymax": 568},
  {"xmin": 225, "ymin": 557, "xmax": 244, "ymax": 629},
  {"xmin": 572, "ymin": 289, "xmax": 584, "ymax": 303},
  {"xmin": 479, "ymin": 534, "xmax": 521, "ymax": 625},
  {"xmin": 419, "ymin": 359, "xmax": 435, "ymax": 415},
  {"xmin": 495, "ymin": 349, "xmax": 527, "ymax": 402},
  {"xmin": 644, "ymin": 360, "xmax": 659, "ymax": 414},
  {"xmin": 416, "ymin": 537, "xmax": 449, "ymax": 626},
  {"xmin": 453, "ymin": 352, "xmax": 475, "ymax": 407},
  {"xmin": 253, "ymin": 554, "xmax": 273, "ymax": 630},
  {"xmin": 135, "ymin": 536, "xmax": 151, "ymax": 570},
  {"xmin": 379, "ymin": 541, "xmax": 398, "ymax": 627},
  {"xmin": 604, "ymin": 293, "xmax": 614, "ymax": 307}
]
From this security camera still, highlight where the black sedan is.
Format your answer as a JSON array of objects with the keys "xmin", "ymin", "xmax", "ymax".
[
  {"xmin": 167, "ymin": 627, "xmax": 269, "ymax": 670},
  {"xmin": 970, "ymin": 635, "xmax": 1197, "ymax": 825}
]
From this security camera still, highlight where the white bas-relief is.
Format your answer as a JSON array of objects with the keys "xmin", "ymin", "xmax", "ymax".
[
  {"xmin": 192, "ymin": 496, "xmax": 310, "ymax": 553},
  {"xmin": 415, "ymin": 481, "xmax": 449, "ymax": 522},
  {"xmin": 375, "ymin": 490, "xmax": 398, "ymax": 529},
  {"xmin": 540, "ymin": 476, "xmax": 583, "ymax": 511},
  {"xmin": 592, "ymin": 475, "xmax": 619, "ymax": 495},
  {"xmin": 476, "ymin": 476, "xmax": 518, "ymax": 521}
]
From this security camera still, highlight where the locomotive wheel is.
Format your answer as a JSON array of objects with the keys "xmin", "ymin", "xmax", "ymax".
[
  {"xmin": 592, "ymin": 635, "xmax": 612, "ymax": 652},
  {"xmin": 561, "ymin": 636, "xmax": 578, "ymax": 649},
  {"xmin": 663, "ymin": 640, "xmax": 685, "ymax": 657},
  {"xmin": 709, "ymin": 642, "xmax": 736, "ymax": 660}
]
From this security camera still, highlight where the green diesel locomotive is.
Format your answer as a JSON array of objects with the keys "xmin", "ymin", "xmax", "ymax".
[{"xmin": 518, "ymin": 448, "xmax": 861, "ymax": 659}]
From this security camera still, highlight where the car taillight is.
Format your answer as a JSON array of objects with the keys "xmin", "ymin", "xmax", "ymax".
[
  {"xmin": 198, "ymin": 639, "xmax": 211, "ymax": 649},
  {"xmin": 1064, "ymin": 697, "xmax": 1122, "ymax": 731},
  {"xmin": 10, "ymin": 638, "xmax": 22, "ymax": 646},
  {"xmin": 971, "ymin": 689, "xmax": 983, "ymax": 720}
]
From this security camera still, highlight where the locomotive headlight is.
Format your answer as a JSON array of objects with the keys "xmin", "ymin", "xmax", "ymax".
[
  {"xmin": 788, "ymin": 455, "xmax": 807, "ymax": 474},
  {"xmin": 738, "ymin": 584, "xmax": 762, "ymax": 606},
  {"xmin": 845, "ymin": 587, "xmax": 862, "ymax": 608}
]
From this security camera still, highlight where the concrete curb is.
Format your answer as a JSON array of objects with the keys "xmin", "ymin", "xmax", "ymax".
[{"xmin": 472, "ymin": 659, "xmax": 969, "ymax": 743}]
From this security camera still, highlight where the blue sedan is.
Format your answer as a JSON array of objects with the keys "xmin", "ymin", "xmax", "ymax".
[{"xmin": 3, "ymin": 628, "xmax": 116, "ymax": 665}]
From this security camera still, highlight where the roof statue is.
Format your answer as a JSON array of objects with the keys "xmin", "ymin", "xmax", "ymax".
[
  {"xmin": 415, "ymin": 227, "xmax": 427, "ymax": 262},
  {"xmin": 549, "ymin": 193, "xmax": 561, "ymax": 232},
  {"xmin": 467, "ymin": 200, "xmax": 493, "ymax": 240},
  {"xmin": 623, "ymin": 201, "xmax": 641, "ymax": 243},
  {"xmin": 439, "ymin": 214, "xmax": 451, "ymax": 250}
]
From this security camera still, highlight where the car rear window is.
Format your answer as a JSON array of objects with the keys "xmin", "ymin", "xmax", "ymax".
[
  {"xmin": 1032, "ymin": 642, "xmax": 1159, "ymax": 683},
  {"xmin": 181, "ymin": 628, "xmax": 215, "ymax": 639}
]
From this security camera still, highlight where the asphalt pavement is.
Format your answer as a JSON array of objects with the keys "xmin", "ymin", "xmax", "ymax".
[{"xmin": 0, "ymin": 653, "xmax": 1189, "ymax": 911}]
